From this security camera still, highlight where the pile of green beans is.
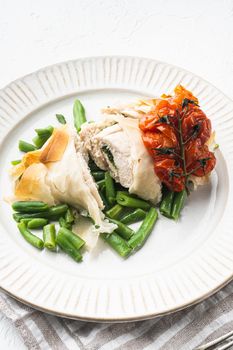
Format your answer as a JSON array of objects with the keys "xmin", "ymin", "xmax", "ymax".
[
  {"xmin": 101, "ymin": 207, "xmax": 158, "ymax": 257},
  {"xmin": 12, "ymin": 200, "xmax": 84, "ymax": 262},
  {"xmin": 89, "ymin": 158, "xmax": 159, "ymax": 258}
]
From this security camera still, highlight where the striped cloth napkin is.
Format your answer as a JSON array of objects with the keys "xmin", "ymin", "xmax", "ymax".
[{"xmin": 0, "ymin": 282, "xmax": 233, "ymax": 350}]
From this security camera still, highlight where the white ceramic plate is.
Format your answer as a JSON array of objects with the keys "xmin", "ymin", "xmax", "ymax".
[{"xmin": 0, "ymin": 56, "xmax": 232, "ymax": 322}]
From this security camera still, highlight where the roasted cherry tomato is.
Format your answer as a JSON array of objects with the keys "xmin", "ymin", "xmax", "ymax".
[
  {"xmin": 185, "ymin": 139, "xmax": 216, "ymax": 176},
  {"xmin": 139, "ymin": 85, "xmax": 215, "ymax": 191},
  {"xmin": 139, "ymin": 100, "xmax": 177, "ymax": 132},
  {"xmin": 142, "ymin": 124, "xmax": 178, "ymax": 157},
  {"xmin": 154, "ymin": 158, "xmax": 185, "ymax": 192},
  {"xmin": 182, "ymin": 108, "xmax": 211, "ymax": 144}
]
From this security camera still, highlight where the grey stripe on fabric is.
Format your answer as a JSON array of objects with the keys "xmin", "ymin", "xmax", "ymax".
[
  {"xmin": 15, "ymin": 317, "xmax": 41, "ymax": 350},
  {"xmin": 68, "ymin": 320, "xmax": 87, "ymax": 334},
  {"xmin": 80, "ymin": 324, "xmax": 110, "ymax": 345},
  {"xmin": 159, "ymin": 292, "xmax": 233, "ymax": 350},
  {"xmin": 78, "ymin": 322, "xmax": 104, "ymax": 338},
  {"xmin": 195, "ymin": 319, "xmax": 233, "ymax": 349},
  {"xmin": 86, "ymin": 321, "xmax": 145, "ymax": 349},
  {"xmin": 32, "ymin": 313, "xmax": 69, "ymax": 350},
  {"xmin": 108, "ymin": 311, "xmax": 188, "ymax": 350},
  {"xmin": 100, "ymin": 319, "xmax": 162, "ymax": 350},
  {"xmin": 59, "ymin": 318, "xmax": 85, "ymax": 350}
]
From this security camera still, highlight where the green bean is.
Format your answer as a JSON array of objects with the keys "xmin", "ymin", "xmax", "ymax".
[
  {"xmin": 92, "ymin": 171, "xmax": 105, "ymax": 181},
  {"xmin": 28, "ymin": 218, "xmax": 48, "ymax": 229},
  {"xmin": 99, "ymin": 189, "xmax": 111, "ymax": 211},
  {"xmin": 73, "ymin": 99, "xmax": 86, "ymax": 133},
  {"xmin": 57, "ymin": 227, "xmax": 85, "ymax": 250},
  {"xmin": 88, "ymin": 157, "xmax": 101, "ymax": 172},
  {"xmin": 56, "ymin": 114, "xmax": 67, "ymax": 124},
  {"xmin": 43, "ymin": 224, "xmax": 56, "ymax": 250},
  {"xmin": 171, "ymin": 190, "xmax": 187, "ymax": 220},
  {"xmin": 11, "ymin": 159, "xmax": 21, "ymax": 165},
  {"xmin": 105, "ymin": 172, "xmax": 116, "ymax": 205},
  {"xmin": 101, "ymin": 232, "xmax": 131, "ymax": 258},
  {"xmin": 33, "ymin": 134, "xmax": 51, "ymax": 149},
  {"xmin": 35, "ymin": 126, "xmax": 54, "ymax": 136},
  {"xmin": 33, "ymin": 126, "xmax": 53, "ymax": 148},
  {"xmin": 19, "ymin": 140, "xmax": 37, "ymax": 152},
  {"xmin": 159, "ymin": 191, "xmax": 175, "ymax": 218},
  {"xmin": 12, "ymin": 201, "xmax": 49, "ymax": 213},
  {"xmin": 108, "ymin": 218, "xmax": 134, "ymax": 240},
  {"xmin": 13, "ymin": 212, "xmax": 59, "ymax": 222},
  {"xmin": 128, "ymin": 208, "xmax": 158, "ymax": 250},
  {"xmin": 56, "ymin": 233, "xmax": 82, "ymax": 262},
  {"xmin": 14, "ymin": 213, "xmax": 31, "ymax": 222},
  {"xmin": 105, "ymin": 204, "xmax": 125, "ymax": 220},
  {"xmin": 20, "ymin": 218, "xmax": 33, "ymax": 226},
  {"xmin": 17, "ymin": 222, "xmax": 44, "ymax": 250},
  {"xmin": 47, "ymin": 204, "xmax": 69, "ymax": 219},
  {"xmin": 121, "ymin": 208, "xmax": 147, "ymax": 225},
  {"xmin": 59, "ymin": 217, "xmax": 72, "ymax": 230},
  {"xmin": 96, "ymin": 179, "xmax": 105, "ymax": 191},
  {"xmin": 65, "ymin": 208, "xmax": 75, "ymax": 224},
  {"xmin": 116, "ymin": 191, "xmax": 150, "ymax": 210},
  {"xmin": 32, "ymin": 135, "xmax": 46, "ymax": 149},
  {"xmin": 13, "ymin": 204, "xmax": 69, "ymax": 222}
]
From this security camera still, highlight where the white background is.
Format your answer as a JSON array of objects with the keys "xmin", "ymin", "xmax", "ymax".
[{"xmin": 0, "ymin": 0, "xmax": 232, "ymax": 348}]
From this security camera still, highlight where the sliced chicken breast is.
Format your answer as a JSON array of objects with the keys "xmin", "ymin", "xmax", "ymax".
[{"xmin": 80, "ymin": 114, "xmax": 162, "ymax": 204}]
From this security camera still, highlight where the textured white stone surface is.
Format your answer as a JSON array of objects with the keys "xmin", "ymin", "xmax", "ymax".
[{"xmin": 0, "ymin": 0, "xmax": 232, "ymax": 348}]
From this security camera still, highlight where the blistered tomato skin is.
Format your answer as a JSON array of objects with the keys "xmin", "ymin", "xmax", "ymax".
[
  {"xmin": 182, "ymin": 108, "xmax": 211, "ymax": 144},
  {"xmin": 185, "ymin": 140, "xmax": 216, "ymax": 176},
  {"xmin": 139, "ymin": 85, "xmax": 216, "ymax": 191},
  {"xmin": 154, "ymin": 158, "xmax": 185, "ymax": 192},
  {"xmin": 141, "ymin": 124, "xmax": 179, "ymax": 157},
  {"xmin": 139, "ymin": 100, "xmax": 177, "ymax": 132}
]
